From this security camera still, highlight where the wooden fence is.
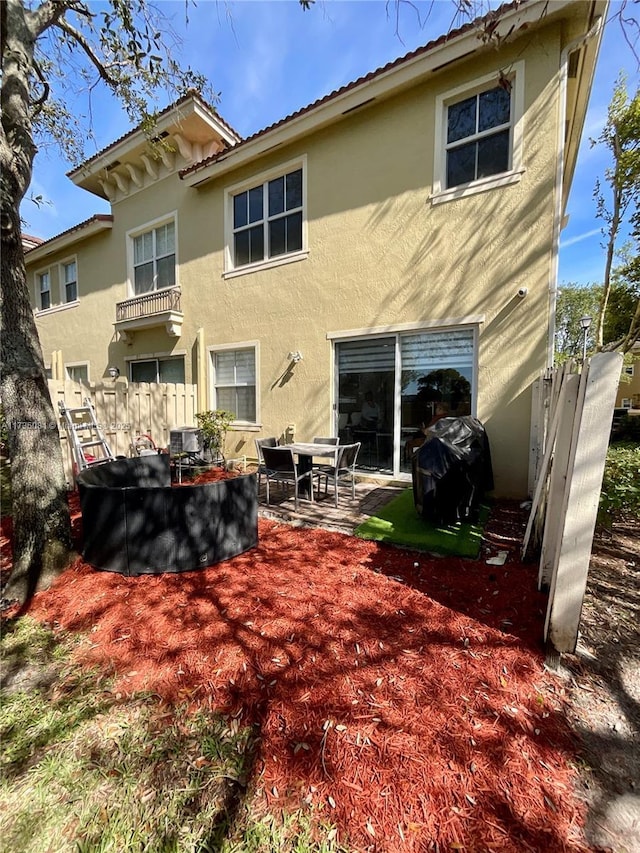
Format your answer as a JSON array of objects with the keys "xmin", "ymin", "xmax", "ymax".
[
  {"xmin": 523, "ymin": 352, "xmax": 623, "ymax": 655},
  {"xmin": 48, "ymin": 379, "xmax": 197, "ymax": 483}
]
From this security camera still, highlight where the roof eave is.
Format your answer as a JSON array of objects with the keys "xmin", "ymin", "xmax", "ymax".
[
  {"xmin": 24, "ymin": 215, "xmax": 114, "ymax": 263},
  {"xmin": 67, "ymin": 95, "xmax": 241, "ymax": 188},
  {"xmin": 182, "ymin": 0, "xmax": 577, "ymax": 188}
]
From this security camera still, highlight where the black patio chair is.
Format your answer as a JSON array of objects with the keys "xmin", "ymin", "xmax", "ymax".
[
  {"xmin": 261, "ymin": 445, "xmax": 315, "ymax": 511},
  {"xmin": 313, "ymin": 441, "xmax": 361, "ymax": 507}
]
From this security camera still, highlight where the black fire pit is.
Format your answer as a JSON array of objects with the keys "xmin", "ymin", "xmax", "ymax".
[{"xmin": 76, "ymin": 455, "xmax": 258, "ymax": 576}]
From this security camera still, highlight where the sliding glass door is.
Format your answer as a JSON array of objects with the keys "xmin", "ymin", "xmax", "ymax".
[{"xmin": 335, "ymin": 327, "xmax": 475, "ymax": 476}]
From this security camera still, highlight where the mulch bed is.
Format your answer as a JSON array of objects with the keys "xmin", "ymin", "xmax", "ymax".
[{"xmin": 1, "ymin": 477, "xmax": 593, "ymax": 852}]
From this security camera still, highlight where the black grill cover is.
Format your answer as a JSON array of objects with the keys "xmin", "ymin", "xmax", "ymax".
[{"xmin": 411, "ymin": 416, "xmax": 493, "ymax": 525}]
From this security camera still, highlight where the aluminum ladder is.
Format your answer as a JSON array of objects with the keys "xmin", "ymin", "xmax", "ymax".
[{"xmin": 58, "ymin": 397, "xmax": 115, "ymax": 474}]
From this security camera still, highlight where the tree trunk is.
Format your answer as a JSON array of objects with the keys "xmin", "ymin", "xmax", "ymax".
[
  {"xmin": 0, "ymin": 211, "xmax": 75, "ymax": 604},
  {"xmin": 1, "ymin": 0, "xmax": 74, "ymax": 604}
]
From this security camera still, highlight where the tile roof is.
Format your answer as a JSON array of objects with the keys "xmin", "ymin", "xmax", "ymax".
[
  {"xmin": 66, "ymin": 91, "xmax": 240, "ymax": 178},
  {"xmin": 24, "ymin": 214, "xmax": 114, "ymax": 254}
]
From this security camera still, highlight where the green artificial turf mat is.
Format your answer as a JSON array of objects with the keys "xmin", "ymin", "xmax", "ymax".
[{"xmin": 354, "ymin": 488, "xmax": 490, "ymax": 558}]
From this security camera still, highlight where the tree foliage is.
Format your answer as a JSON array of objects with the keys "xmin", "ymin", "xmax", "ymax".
[{"xmin": 592, "ymin": 75, "xmax": 640, "ymax": 353}]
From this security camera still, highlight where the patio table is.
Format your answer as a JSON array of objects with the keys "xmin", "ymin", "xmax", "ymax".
[{"xmin": 283, "ymin": 442, "xmax": 339, "ymax": 499}]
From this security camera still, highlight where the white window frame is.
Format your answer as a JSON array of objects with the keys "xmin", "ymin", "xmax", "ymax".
[
  {"xmin": 59, "ymin": 255, "xmax": 79, "ymax": 305},
  {"xmin": 207, "ymin": 341, "xmax": 260, "ymax": 429},
  {"xmin": 126, "ymin": 212, "xmax": 179, "ymax": 297},
  {"xmin": 35, "ymin": 267, "xmax": 52, "ymax": 312},
  {"xmin": 223, "ymin": 156, "xmax": 308, "ymax": 278},
  {"xmin": 127, "ymin": 354, "xmax": 186, "ymax": 384},
  {"xmin": 621, "ymin": 398, "xmax": 632, "ymax": 409},
  {"xmin": 432, "ymin": 62, "xmax": 525, "ymax": 205},
  {"xmin": 65, "ymin": 361, "xmax": 90, "ymax": 385},
  {"xmin": 623, "ymin": 364, "xmax": 634, "ymax": 376}
]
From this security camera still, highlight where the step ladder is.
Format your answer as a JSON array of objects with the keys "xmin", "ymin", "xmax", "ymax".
[{"xmin": 59, "ymin": 398, "xmax": 115, "ymax": 475}]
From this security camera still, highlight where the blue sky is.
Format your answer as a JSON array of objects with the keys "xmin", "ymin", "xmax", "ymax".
[{"xmin": 23, "ymin": 0, "xmax": 638, "ymax": 286}]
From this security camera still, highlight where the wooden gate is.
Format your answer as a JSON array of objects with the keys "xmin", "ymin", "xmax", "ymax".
[
  {"xmin": 48, "ymin": 379, "xmax": 198, "ymax": 484},
  {"xmin": 524, "ymin": 352, "xmax": 623, "ymax": 654}
]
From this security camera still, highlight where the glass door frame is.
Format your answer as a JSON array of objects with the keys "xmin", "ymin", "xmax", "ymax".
[{"xmin": 333, "ymin": 324, "xmax": 479, "ymax": 480}]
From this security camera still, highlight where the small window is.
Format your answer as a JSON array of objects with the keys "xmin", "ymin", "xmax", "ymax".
[
  {"xmin": 621, "ymin": 398, "xmax": 631, "ymax": 409},
  {"xmin": 446, "ymin": 85, "xmax": 512, "ymax": 188},
  {"xmin": 61, "ymin": 259, "xmax": 78, "ymax": 303},
  {"xmin": 131, "ymin": 219, "xmax": 176, "ymax": 295},
  {"xmin": 227, "ymin": 162, "xmax": 305, "ymax": 273},
  {"xmin": 38, "ymin": 271, "xmax": 51, "ymax": 310},
  {"xmin": 212, "ymin": 347, "xmax": 256, "ymax": 422},
  {"xmin": 623, "ymin": 364, "xmax": 634, "ymax": 376},
  {"xmin": 129, "ymin": 356, "xmax": 185, "ymax": 384},
  {"xmin": 65, "ymin": 364, "xmax": 89, "ymax": 385},
  {"xmin": 433, "ymin": 64, "xmax": 524, "ymax": 203}
]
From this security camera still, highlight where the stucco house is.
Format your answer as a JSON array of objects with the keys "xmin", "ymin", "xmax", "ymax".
[
  {"xmin": 25, "ymin": 0, "xmax": 607, "ymax": 497},
  {"xmin": 616, "ymin": 343, "xmax": 640, "ymax": 411}
]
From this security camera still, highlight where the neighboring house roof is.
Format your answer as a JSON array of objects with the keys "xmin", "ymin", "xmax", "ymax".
[
  {"xmin": 24, "ymin": 214, "xmax": 114, "ymax": 263},
  {"xmin": 22, "ymin": 233, "xmax": 44, "ymax": 250}
]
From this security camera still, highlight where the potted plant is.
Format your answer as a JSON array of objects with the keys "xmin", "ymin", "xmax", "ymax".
[{"xmin": 195, "ymin": 410, "xmax": 235, "ymax": 464}]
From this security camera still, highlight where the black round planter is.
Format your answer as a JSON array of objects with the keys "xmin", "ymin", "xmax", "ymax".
[{"xmin": 76, "ymin": 455, "xmax": 258, "ymax": 576}]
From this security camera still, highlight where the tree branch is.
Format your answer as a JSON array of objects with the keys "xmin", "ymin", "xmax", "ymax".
[
  {"xmin": 52, "ymin": 16, "xmax": 119, "ymax": 87},
  {"xmin": 30, "ymin": 59, "xmax": 50, "ymax": 115}
]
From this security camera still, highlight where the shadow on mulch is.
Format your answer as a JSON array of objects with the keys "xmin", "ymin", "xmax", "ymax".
[{"xmin": 1, "ymin": 493, "xmax": 593, "ymax": 853}]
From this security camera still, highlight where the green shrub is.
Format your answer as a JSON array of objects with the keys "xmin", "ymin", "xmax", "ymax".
[
  {"xmin": 598, "ymin": 442, "xmax": 640, "ymax": 529},
  {"xmin": 195, "ymin": 409, "xmax": 235, "ymax": 460}
]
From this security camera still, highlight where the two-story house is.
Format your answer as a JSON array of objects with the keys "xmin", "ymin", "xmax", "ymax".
[{"xmin": 25, "ymin": 0, "xmax": 607, "ymax": 497}]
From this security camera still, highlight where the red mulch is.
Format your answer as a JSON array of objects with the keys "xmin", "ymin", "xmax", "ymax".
[{"xmin": 1, "ymin": 482, "xmax": 591, "ymax": 852}]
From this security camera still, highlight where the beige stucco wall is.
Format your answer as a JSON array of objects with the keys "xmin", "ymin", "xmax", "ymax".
[{"xmin": 30, "ymin": 18, "xmax": 570, "ymax": 497}]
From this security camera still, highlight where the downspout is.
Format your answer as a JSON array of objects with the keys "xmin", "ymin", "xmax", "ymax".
[
  {"xmin": 548, "ymin": 13, "xmax": 604, "ymax": 368},
  {"xmin": 196, "ymin": 328, "xmax": 207, "ymax": 414}
]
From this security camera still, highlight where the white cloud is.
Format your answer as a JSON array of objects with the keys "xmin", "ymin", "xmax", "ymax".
[{"xmin": 560, "ymin": 228, "xmax": 602, "ymax": 250}]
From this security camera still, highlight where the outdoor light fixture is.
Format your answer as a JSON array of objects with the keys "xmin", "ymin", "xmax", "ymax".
[
  {"xmin": 107, "ymin": 365, "xmax": 120, "ymax": 379},
  {"xmin": 288, "ymin": 350, "xmax": 303, "ymax": 364},
  {"xmin": 579, "ymin": 315, "xmax": 592, "ymax": 363}
]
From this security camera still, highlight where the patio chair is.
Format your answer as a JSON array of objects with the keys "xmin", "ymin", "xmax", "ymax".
[
  {"xmin": 255, "ymin": 437, "xmax": 278, "ymax": 490},
  {"xmin": 261, "ymin": 445, "xmax": 316, "ymax": 511},
  {"xmin": 313, "ymin": 442, "xmax": 361, "ymax": 507}
]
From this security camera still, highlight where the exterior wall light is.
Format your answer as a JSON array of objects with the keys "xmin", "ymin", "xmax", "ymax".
[
  {"xmin": 288, "ymin": 351, "xmax": 303, "ymax": 363},
  {"xmin": 107, "ymin": 365, "xmax": 120, "ymax": 379}
]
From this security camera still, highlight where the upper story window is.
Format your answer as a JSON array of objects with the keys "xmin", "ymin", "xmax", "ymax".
[
  {"xmin": 225, "ymin": 158, "xmax": 307, "ymax": 277},
  {"xmin": 129, "ymin": 216, "xmax": 176, "ymax": 295},
  {"xmin": 37, "ymin": 270, "xmax": 51, "ymax": 310},
  {"xmin": 61, "ymin": 258, "xmax": 78, "ymax": 303},
  {"xmin": 432, "ymin": 63, "xmax": 524, "ymax": 204},
  {"xmin": 446, "ymin": 86, "xmax": 511, "ymax": 187}
]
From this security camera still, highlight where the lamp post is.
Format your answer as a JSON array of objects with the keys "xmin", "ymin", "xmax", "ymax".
[{"xmin": 579, "ymin": 315, "xmax": 592, "ymax": 363}]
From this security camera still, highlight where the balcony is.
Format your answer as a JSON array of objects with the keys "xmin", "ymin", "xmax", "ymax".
[{"xmin": 114, "ymin": 287, "xmax": 183, "ymax": 342}]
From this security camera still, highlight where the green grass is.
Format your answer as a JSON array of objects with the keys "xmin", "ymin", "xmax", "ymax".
[
  {"xmin": 354, "ymin": 488, "xmax": 490, "ymax": 558},
  {"xmin": 1, "ymin": 617, "xmax": 346, "ymax": 853}
]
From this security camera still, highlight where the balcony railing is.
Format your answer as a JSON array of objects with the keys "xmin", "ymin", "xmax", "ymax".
[{"xmin": 116, "ymin": 287, "xmax": 181, "ymax": 322}]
